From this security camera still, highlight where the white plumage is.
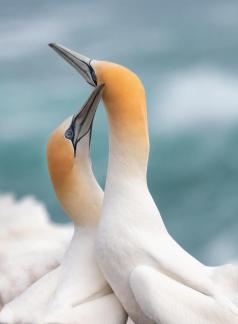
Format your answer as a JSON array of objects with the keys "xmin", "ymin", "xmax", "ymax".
[
  {"xmin": 2, "ymin": 41, "xmax": 238, "ymax": 324},
  {"xmin": 0, "ymin": 193, "xmax": 72, "ymax": 309},
  {"xmin": 45, "ymin": 43, "xmax": 238, "ymax": 324},
  {"xmin": 0, "ymin": 87, "xmax": 126, "ymax": 323}
]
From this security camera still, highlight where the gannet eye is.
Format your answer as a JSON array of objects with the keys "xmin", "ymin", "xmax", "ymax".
[
  {"xmin": 65, "ymin": 127, "xmax": 74, "ymax": 140},
  {"xmin": 63, "ymin": 84, "xmax": 104, "ymax": 156}
]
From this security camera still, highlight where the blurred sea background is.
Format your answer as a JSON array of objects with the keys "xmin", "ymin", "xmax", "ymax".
[{"xmin": 1, "ymin": 0, "xmax": 238, "ymax": 265}]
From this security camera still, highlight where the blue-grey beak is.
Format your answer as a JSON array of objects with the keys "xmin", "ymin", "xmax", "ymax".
[
  {"xmin": 49, "ymin": 43, "xmax": 97, "ymax": 87},
  {"xmin": 65, "ymin": 84, "xmax": 105, "ymax": 155}
]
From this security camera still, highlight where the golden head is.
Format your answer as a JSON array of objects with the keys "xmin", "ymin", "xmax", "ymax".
[
  {"xmin": 49, "ymin": 44, "xmax": 149, "ymax": 148},
  {"xmin": 46, "ymin": 85, "xmax": 104, "ymax": 224}
]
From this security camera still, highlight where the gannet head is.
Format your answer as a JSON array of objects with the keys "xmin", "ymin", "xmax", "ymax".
[
  {"xmin": 47, "ymin": 85, "xmax": 104, "ymax": 224},
  {"xmin": 49, "ymin": 43, "xmax": 149, "ymax": 161}
]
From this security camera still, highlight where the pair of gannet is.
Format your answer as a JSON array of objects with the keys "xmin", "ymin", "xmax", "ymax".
[
  {"xmin": 1, "ymin": 43, "xmax": 238, "ymax": 324},
  {"xmin": 46, "ymin": 44, "xmax": 238, "ymax": 324},
  {"xmin": 0, "ymin": 86, "xmax": 126, "ymax": 323}
]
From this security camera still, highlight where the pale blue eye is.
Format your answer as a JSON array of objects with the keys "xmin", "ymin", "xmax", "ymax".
[{"xmin": 65, "ymin": 128, "xmax": 74, "ymax": 140}]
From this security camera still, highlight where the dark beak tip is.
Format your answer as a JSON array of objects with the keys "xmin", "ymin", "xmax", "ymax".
[
  {"xmin": 48, "ymin": 43, "xmax": 55, "ymax": 48},
  {"xmin": 48, "ymin": 43, "xmax": 64, "ymax": 52}
]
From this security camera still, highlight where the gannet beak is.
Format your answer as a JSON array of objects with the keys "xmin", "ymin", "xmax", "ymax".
[
  {"xmin": 49, "ymin": 43, "xmax": 97, "ymax": 87},
  {"xmin": 65, "ymin": 83, "xmax": 105, "ymax": 155}
]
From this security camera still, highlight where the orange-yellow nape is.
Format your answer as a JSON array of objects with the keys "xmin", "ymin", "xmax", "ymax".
[
  {"xmin": 47, "ymin": 118, "xmax": 74, "ymax": 185},
  {"xmin": 46, "ymin": 117, "xmax": 102, "ymax": 226},
  {"xmin": 46, "ymin": 118, "xmax": 79, "ymax": 220},
  {"xmin": 92, "ymin": 60, "xmax": 149, "ymax": 160}
]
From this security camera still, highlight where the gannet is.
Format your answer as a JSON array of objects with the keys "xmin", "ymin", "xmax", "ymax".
[
  {"xmin": 50, "ymin": 43, "xmax": 238, "ymax": 324},
  {"xmin": 0, "ymin": 85, "xmax": 126, "ymax": 324}
]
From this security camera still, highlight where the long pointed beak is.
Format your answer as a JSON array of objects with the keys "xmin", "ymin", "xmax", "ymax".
[
  {"xmin": 49, "ymin": 43, "xmax": 97, "ymax": 87},
  {"xmin": 65, "ymin": 84, "xmax": 105, "ymax": 154}
]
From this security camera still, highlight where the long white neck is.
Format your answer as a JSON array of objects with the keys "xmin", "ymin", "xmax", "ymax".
[
  {"xmin": 68, "ymin": 135, "xmax": 103, "ymax": 226},
  {"xmin": 102, "ymin": 97, "xmax": 167, "ymax": 231},
  {"xmin": 106, "ymin": 129, "xmax": 149, "ymax": 190}
]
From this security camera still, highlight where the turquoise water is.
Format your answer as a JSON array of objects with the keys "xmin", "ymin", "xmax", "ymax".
[{"xmin": 1, "ymin": 0, "xmax": 238, "ymax": 264}]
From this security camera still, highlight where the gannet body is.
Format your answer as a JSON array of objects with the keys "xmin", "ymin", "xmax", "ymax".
[
  {"xmin": 0, "ymin": 194, "xmax": 72, "ymax": 309},
  {"xmin": 94, "ymin": 62, "xmax": 238, "ymax": 324},
  {"xmin": 130, "ymin": 265, "xmax": 237, "ymax": 324},
  {"xmin": 0, "ymin": 86, "xmax": 126, "ymax": 324},
  {"xmin": 51, "ymin": 44, "xmax": 238, "ymax": 324}
]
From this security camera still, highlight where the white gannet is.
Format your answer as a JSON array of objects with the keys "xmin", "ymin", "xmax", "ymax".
[
  {"xmin": 0, "ymin": 85, "xmax": 126, "ymax": 324},
  {"xmin": 50, "ymin": 43, "xmax": 238, "ymax": 324},
  {"xmin": 0, "ymin": 193, "xmax": 72, "ymax": 309}
]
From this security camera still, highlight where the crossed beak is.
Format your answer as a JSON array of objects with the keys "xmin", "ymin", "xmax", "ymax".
[{"xmin": 49, "ymin": 43, "xmax": 104, "ymax": 154}]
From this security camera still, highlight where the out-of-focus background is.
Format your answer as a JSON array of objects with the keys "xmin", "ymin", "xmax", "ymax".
[{"xmin": 1, "ymin": 0, "xmax": 238, "ymax": 264}]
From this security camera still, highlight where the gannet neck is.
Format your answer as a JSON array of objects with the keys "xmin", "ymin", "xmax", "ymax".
[
  {"xmin": 93, "ymin": 61, "xmax": 149, "ymax": 181},
  {"xmin": 47, "ymin": 118, "xmax": 103, "ymax": 226},
  {"xmin": 48, "ymin": 45, "xmax": 238, "ymax": 324}
]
